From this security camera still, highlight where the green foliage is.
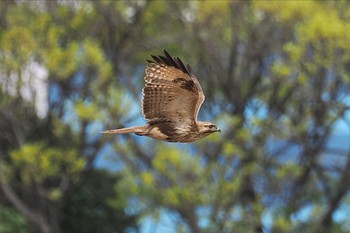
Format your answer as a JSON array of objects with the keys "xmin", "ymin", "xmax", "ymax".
[
  {"xmin": 1, "ymin": 27, "xmax": 38, "ymax": 69},
  {"xmin": 75, "ymin": 100, "xmax": 103, "ymax": 121},
  {"xmin": 0, "ymin": 207, "xmax": 27, "ymax": 233},
  {"xmin": 1, "ymin": 1, "xmax": 350, "ymax": 233},
  {"xmin": 10, "ymin": 143, "xmax": 84, "ymax": 186},
  {"xmin": 0, "ymin": 1, "xmax": 140, "ymax": 233},
  {"xmin": 45, "ymin": 41, "xmax": 80, "ymax": 79},
  {"xmin": 110, "ymin": 1, "xmax": 350, "ymax": 232},
  {"xmin": 61, "ymin": 170, "xmax": 138, "ymax": 233}
]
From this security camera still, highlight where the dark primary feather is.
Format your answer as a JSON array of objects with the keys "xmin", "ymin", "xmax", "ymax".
[
  {"xmin": 151, "ymin": 55, "xmax": 162, "ymax": 63},
  {"xmin": 147, "ymin": 50, "xmax": 192, "ymax": 76},
  {"xmin": 163, "ymin": 50, "xmax": 178, "ymax": 67}
]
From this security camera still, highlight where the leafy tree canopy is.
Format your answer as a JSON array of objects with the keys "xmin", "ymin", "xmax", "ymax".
[{"xmin": 0, "ymin": 1, "xmax": 349, "ymax": 233}]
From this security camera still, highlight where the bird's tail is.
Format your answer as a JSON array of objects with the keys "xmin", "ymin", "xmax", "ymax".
[{"xmin": 100, "ymin": 125, "xmax": 148, "ymax": 135}]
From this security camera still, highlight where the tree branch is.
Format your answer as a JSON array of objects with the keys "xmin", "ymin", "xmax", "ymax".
[
  {"xmin": 0, "ymin": 179, "xmax": 51, "ymax": 233},
  {"xmin": 318, "ymin": 153, "xmax": 350, "ymax": 232}
]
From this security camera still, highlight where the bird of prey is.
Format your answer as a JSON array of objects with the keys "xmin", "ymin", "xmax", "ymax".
[{"xmin": 101, "ymin": 50, "xmax": 220, "ymax": 142}]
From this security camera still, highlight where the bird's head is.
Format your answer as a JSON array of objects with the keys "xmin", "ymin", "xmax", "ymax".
[{"xmin": 197, "ymin": 121, "xmax": 221, "ymax": 135}]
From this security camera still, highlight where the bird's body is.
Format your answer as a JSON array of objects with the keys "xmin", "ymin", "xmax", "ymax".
[{"xmin": 101, "ymin": 50, "xmax": 220, "ymax": 143}]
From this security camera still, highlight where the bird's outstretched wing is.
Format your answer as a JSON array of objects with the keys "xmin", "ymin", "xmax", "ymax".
[{"xmin": 142, "ymin": 50, "xmax": 205, "ymax": 127}]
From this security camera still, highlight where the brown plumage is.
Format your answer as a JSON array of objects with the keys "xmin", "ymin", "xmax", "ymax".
[{"xmin": 101, "ymin": 50, "xmax": 220, "ymax": 142}]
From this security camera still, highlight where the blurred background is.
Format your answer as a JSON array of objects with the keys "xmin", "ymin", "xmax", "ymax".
[{"xmin": 1, "ymin": 1, "xmax": 350, "ymax": 233}]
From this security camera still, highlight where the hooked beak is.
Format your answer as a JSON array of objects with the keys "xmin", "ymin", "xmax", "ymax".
[{"xmin": 217, "ymin": 128, "xmax": 221, "ymax": 132}]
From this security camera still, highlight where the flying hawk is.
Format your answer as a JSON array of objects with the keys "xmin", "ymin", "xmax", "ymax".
[{"xmin": 101, "ymin": 50, "xmax": 220, "ymax": 142}]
